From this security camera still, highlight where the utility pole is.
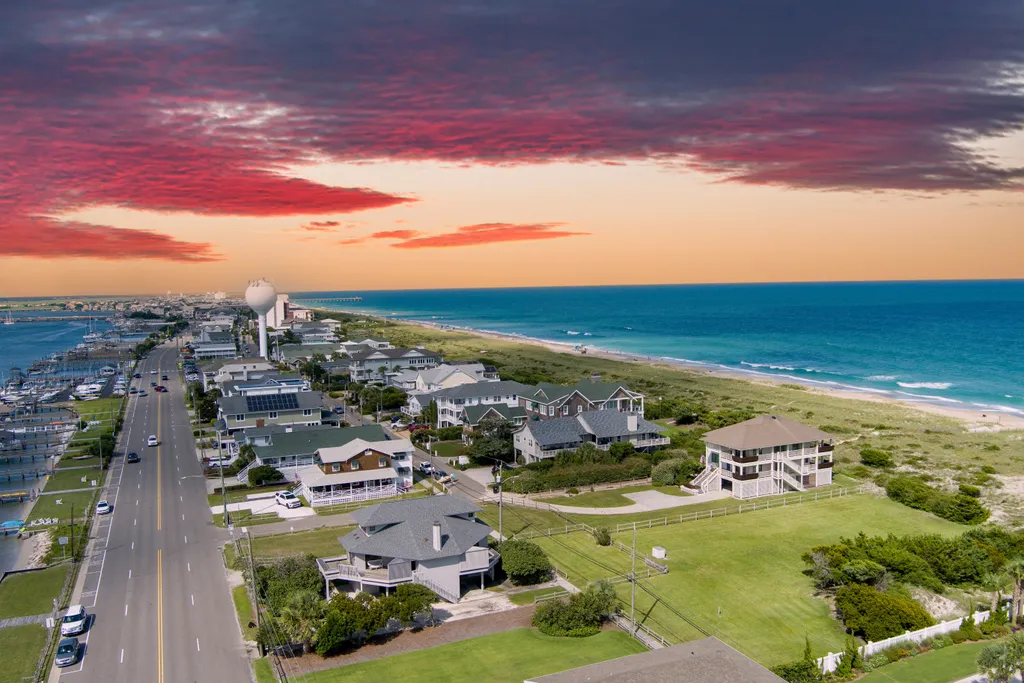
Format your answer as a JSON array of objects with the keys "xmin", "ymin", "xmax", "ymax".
[
  {"xmin": 497, "ymin": 463, "xmax": 504, "ymax": 545},
  {"xmin": 218, "ymin": 428, "xmax": 229, "ymax": 528},
  {"xmin": 630, "ymin": 525, "xmax": 636, "ymax": 633}
]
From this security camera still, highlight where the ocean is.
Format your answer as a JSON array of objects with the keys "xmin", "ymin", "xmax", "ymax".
[{"xmin": 295, "ymin": 280, "xmax": 1024, "ymax": 416}]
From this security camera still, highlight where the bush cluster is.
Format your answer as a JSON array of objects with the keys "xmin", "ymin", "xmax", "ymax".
[
  {"xmin": 500, "ymin": 540, "xmax": 552, "ymax": 585},
  {"xmin": 859, "ymin": 447, "xmax": 894, "ymax": 468},
  {"xmin": 592, "ymin": 527, "xmax": 612, "ymax": 546},
  {"xmin": 314, "ymin": 584, "xmax": 435, "ymax": 656},
  {"xmin": 651, "ymin": 458, "xmax": 702, "ymax": 486},
  {"xmin": 885, "ymin": 475, "xmax": 990, "ymax": 524},
  {"xmin": 834, "ymin": 583, "xmax": 933, "ymax": 641},
  {"xmin": 507, "ymin": 458, "xmax": 652, "ymax": 493},
  {"xmin": 532, "ymin": 581, "xmax": 616, "ymax": 637}
]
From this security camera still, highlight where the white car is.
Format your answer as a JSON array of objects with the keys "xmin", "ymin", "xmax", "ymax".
[
  {"xmin": 60, "ymin": 605, "xmax": 88, "ymax": 636},
  {"xmin": 95, "ymin": 500, "xmax": 112, "ymax": 515},
  {"xmin": 275, "ymin": 491, "xmax": 302, "ymax": 509},
  {"xmin": 150, "ymin": 370, "xmax": 157, "ymax": 375},
  {"xmin": 147, "ymin": 435, "xmax": 158, "ymax": 447}
]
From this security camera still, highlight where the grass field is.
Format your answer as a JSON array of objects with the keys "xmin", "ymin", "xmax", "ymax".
[
  {"xmin": 543, "ymin": 484, "xmax": 693, "ymax": 508},
  {"xmin": 858, "ymin": 641, "xmax": 990, "ymax": 683},
  {"xmin": 44, "ymin": 466, "xmax": 103, "ymax": 491},
  {"xmin": 300, "ymin": 628, "xmax": 646, "ymax": 683},
  {"xmin": 534, "ymin": 495, "xmax": 960, "ymax": 667},
  {"xmin": 56, "ymin": 455, "xmax": 103, "ymax": 469},
  {"xmin": 232, "ymin": 585, "xmax": 258, "ymax": 641},
  {"xmin": 0, "ymin": 565, "xmax": 69, "ymax": 618},
  {"xmin": 0, "ymin": 624, "xmax": 48, "ymax": 681},
  {"xmin": 508, "ymin": 586, "xmax": 571, "ymax": 605},
  {"xmin": 253, "ymin": 658, "xmax": 276, "ymax": 683},
  {"xmin": 250, "ymin": 527, "xmax": 355, "ymax": 558},
  {"xmin": 26, "ymin": 489, "xmax": 99, "ymax": 523},
  {"xmin": 430, "ymin": 441, "xmax": 467, "ymax": 460}
]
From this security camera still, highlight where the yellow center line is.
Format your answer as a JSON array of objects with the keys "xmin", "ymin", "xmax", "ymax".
[
  {"xmin": 157, "ymin": 548, "xmax": 164, "ymax": 683},
  {"xmin": 156, "ymin": 389, "xmax": 162, "ymax": 531}
]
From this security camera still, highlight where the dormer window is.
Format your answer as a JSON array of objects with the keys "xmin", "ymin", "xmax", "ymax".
[
  {"xmin": 332, "ymin": 463, "xmax": 340, "ymax": 472},
  {"xmin": 378, "ymin": 457, "xmax": 388, "ymax": 468},
  {"xmin": 351, "ymin": 461, "xmax": 360, "ymax": 470}
]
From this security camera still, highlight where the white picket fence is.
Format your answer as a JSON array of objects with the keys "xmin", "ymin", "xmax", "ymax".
[{"xmin": 817, "ymin": 609, "xmax": 991, "ymax": 673}]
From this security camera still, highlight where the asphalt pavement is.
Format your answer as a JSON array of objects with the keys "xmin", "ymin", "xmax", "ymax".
[{"xmin": 54, "ymin": 344, "xmax": 251, "ymax": 683}]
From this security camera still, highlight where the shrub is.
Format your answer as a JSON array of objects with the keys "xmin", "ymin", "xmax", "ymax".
[
  {"xmin": 861, "ymin": 653, "xmax": 889, "ymax": 672},
  {"xmin": 608, "ymin": 442, "xmax": 636, "ymax": 461},
  {"xmin": 592, "ymin": 527, "xmax": 611, "ymax": 546},
  {"xmin": 506, "ymin": 459, "xmax": 652, "ymax": 494},
  {"xmin": 958, "ymin": 483, "xmax": 982, "ymax": 498},
  {"xmin": 860, "ymin": 447, "xmax": 894, "ymax": 468},
  {"xmin": 846, "ymin": 465, "xmax": 874, "ymax": 479},
  {"xmin": 835, "ymin": 583, "xmax": 933, "ymax": 641},
  {"xmin": 247, "ymin": 465, "xmax": 285, "ymax": 487},
  {"xmin": 949, "ymin": 629, "xmax": 970, "ymax": 644},
  {"xmin": 770, "ymin": 638, "xmax": 824, "ymax": 683},
  {"xmin": 500, "ymin": 540, "xmax": 552, "ymax": 586},
  {"xmin": 651, "ymin": 459, "xmax": 684, "ymax": 486},
  {"xmin": 532, "ymin": 581, "xmax": 616, "ymax": 637},
  {"xmin": 958, "ymin": 614, "xmax": 983, "ymax": 641},
  {"xmin": 885, "ymin": 475, "xmax": 990, "ymax": 525},
  {"xmin": 981, "ymin": 465, "xmax": 997, "ymax": 474},
  {"xmin": 566, "ymin": 487, "xmax": 579, "ymax": 495},
  {"xmin": 930, "ymin": 634, "xmax": 953, "ymax": 649}
]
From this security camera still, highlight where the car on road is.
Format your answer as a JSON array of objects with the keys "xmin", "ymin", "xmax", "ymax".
[
  {"xmin": 95, "ymin": 500, "xmax": 112, "ymax": 515},
  {"xmin": 126, "ymin": 452, "xmax": 140, "ymax": 463},
  {"xmin": 154, "ymin": 386, "xmax": 167, "ymax": 393},
  {"xmin": 129, "ymin": 387, "xmax": 138, "ymax": 394},
  {"xmin": 150, "ymin": 381, "xmax": 157, "ymax": 387},
  {"xmin": 150, "ymin": 370, "xmax": 157, "ymax": 375},
  {"xmin": 138, "ymin": 391, "xmax": 148, "ymax": 397},
  {"xmin": 61, "ymin": 605, "xmax": 88, "ymax": 636},
  {"xmin": 419, "ymin": 461, "xmax": 434, "ymax": 474},
  {"xmin": 275, "ymin": 491, "xmax": 302, "ymax": 508},
  {"xmin": 147, "ymin": 435, "xmax": 159, "ymax": 447},
  {"xmin": 133, "ymin": 373, "xmax": 142, "ymax": 379},
  {"xmin": 55, "ymin": 637, "xmax": 81, "ymax": 667}
]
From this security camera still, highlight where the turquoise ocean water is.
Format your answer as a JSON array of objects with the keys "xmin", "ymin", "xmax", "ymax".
[{"xmin": 295, "ymin": 280, "xmax": 1024, "ymax": 416}]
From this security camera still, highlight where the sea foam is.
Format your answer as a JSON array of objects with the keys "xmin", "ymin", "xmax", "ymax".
[{"xmin": 897, "ymin": 382, "xmax": 953, "ymax": 390}]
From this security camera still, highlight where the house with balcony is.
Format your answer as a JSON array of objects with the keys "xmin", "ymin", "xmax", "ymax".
[
  {"xmin": 316, "ymin": 496, "xmax": 500, "ymax": 602},
  {"xmin": 216, "ymin": 391, "xmax": 324, "ymax": 436},
  {"xmin": 237, "ymin": 424, "xmax": 388, "ymax": 482},
  {"xmin": 513, "ymin": 411, "xmax": 669, "ymax": 463},
  {"xmin": 693, "ymin": 415, "xmax": 835, "ymax": 499},
  {"xmin": 220, "ymin": 373, "xmax": 310, "ymax": 398},
  {"xmin": 389, "ymin": 362, "xmax": 499, "ymax": 393},
  {"xmin": 433, "ymin": 380, "xmax": 533, "ymax": 428},
  {"xmin": 199, "ymin": 358, "xmax": 276, "ymax": 391},
  {"xmin": 519, "ymin": 376, "xmax": 645, "ymax": 420},
  {"xmin": 295, "ymin": 436, "xmax": 415, "ymax": 507},
  {"xmin": 402, "ymin": 392, "xmax": 438, "ymax": 419},
  {"xmin": 346, "ymin": 347, "xmax": 443, "ymax": 383}
]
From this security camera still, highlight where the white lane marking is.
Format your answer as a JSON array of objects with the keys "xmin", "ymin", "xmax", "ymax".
[
  {"xmin": 136, "ymin": 499, "xmax": 138, "ymax": 506},
  {"xmin": 131, "ymin": 542, "xmax": 134, "ymax": 550},
  {"xmin": 196, "ymin": 638, "xmax": 201, "ymax": 652},
  {"xmin": 180, "ymin": 496, "xmax": 183, "ymax": 502},
  {"xmin": 128, "ymin": 569, "xmax": 131, "ymax": 579},
  {"xmin": 138, "ymin": 483, "xmax": 140, "ymax": 489},
  {"xmin": 184, "ymin": 535, "xmax": 188, "ymax": 544},
  {"xmin": 191, "ymin": 594, "xmax": 194, "ymax": 606},
  {"xmin": 134, "ymin": 518, "xmax": 136, "ymax": 526},
  {"xmin": 181, "ymin": 514, "xmax": 185, "ymax": 521},
  {"xmin": 187, "ymin": 562, "xmax": 190, "ymax": 572},
  {"xmin": 124, "ymin": 604, "xmax": 128, "ymax": 616},
  {"xmin": 120, "ymin": 648, "xmax": 124, "ymax": 664}
]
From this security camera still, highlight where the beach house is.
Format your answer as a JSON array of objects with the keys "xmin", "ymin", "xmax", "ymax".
[
  {"xmin": 294, "ymin": 436, "xmax": 415, "ymax": 506},
  {"xmin": 316, "ymin": 496, "xmax": 500, "ymax": 603},
  {"xmin": 239, "ymin": 424, "xmax": 390, "ymax": 481},
  {"xmin": 389, "ymin": 362, "xmax": 499, "ymax": 393},
  {"xmin": 215, "ymin": 391, "xmax": 324, "ymax": 436},
  {"xmin": 518, "ymin": 376, "xmax": 646, "ymax": 420},
  {"xmin": 199, "ymin": 358, "xmax": 276, "ymax": 391},
  {"xmin": 513, "ymin": 411, "xmax": 669, "ymax": 463},
  {"xmin": 692, "ymin": 415, "xmax": 835, "ymax": 499},
  {"xmin": 345, "ymin": 347, "xmax": 443, "ymax": 383},
  {"xmin": 220, "ymin": 373, "xmax": 310, "ymax": 398},
  {"xmin": 433, "ymin": 380, "xmax": 533, "ymax": 428}
]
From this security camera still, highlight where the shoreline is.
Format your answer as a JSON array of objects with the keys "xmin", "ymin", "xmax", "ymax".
[{"xmin": 326, "ymin": 308, "xmax": 1024, "ymax": 432}]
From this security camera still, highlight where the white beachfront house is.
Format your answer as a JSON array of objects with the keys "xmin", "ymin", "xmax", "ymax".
[
  {"xmin": 693, "ymin": 415, "xmax": 835, "ymax": 499},
  {"xmin": 295, "ymin": 437, "xmax": 415, "ymax": 507},
  {"xmin": 316, "ymin": 496, "xmax": 500, "ymax": 603},
  {"xmin": 433, "ymin": 380, "xmax": 532, "ymax": 428}
]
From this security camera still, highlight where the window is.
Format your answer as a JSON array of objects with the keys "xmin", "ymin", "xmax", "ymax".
[
  {"xmin": 562, "ymin": 406, "xmax": 569, "ymax": 416},
  {"xmin": 236, "ymin": 414, "xmax": 245, "ymax": 421},
  {"xmin": 577, "ymin": 405, "xmax": 583, "ymax": 414},
  {"xmin": 378, "ymin": 457, "xmax": 388, "ymax": 468},
  {"xmin": 332, "ymin": 463, "xmax": 340, "ymax": 472},
  {"xmin": 268, "ymin": 411, "xmax": 278, "ymax": 419},
  {"xmin": 548, "ymin": 406, "xmax": 554, "ymax": 416},
  {"xmin": 303, "ymin": 409, "xmax": 313, "ymax": 416},
  {"xmin": 351, "ymin": 461, "xmax": 360, "ymax": 470}
]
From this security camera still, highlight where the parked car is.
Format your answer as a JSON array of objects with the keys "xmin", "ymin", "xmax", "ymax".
[
  {"xmin": 147, "ymin": 435, "xmax": 158, "ymax": 447},
  {"xmin": 126, "ymin": 452, "xmax": 140, "ymax": 463},
  {"xmin": 61, "ymin": 605, "xmax": 88, "ymax": 636},
  {"xmin": 55, "ymin": 637, "xmax": 81, "ymax": 667},
  {"xmin": 275, "ymin": 491, "xmax": 302, "ymax": 509},
  {"xmin": 419, "ymin": 461, "xmax": 434, "ymax": 474},
  {"xmin": 95, "ymin": 500, "xmax": 112, "ymax": 515}
]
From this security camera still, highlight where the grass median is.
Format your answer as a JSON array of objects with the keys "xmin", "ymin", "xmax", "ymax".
[{"xmin": 0, "ymin": 565, "xmax": 70, "ymax": 618}]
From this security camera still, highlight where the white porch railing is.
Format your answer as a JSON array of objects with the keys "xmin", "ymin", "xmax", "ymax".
[
  {"xmin": 304, "ymin": 483, "xmax": 398, "ymax": 508},
  {"xmin": 235, "ymin": 460, "xmax": 256, "ymax": 485},
  {"xmin": 691, "ymin": 466, "xmax": 718, "ymax": 492},
  {"xmin": 412, "ymin": 572, "xmax": 459, "ymax": 603},
  {"xmin": 779, "ymin": 468, "xmax": 804, "ymax": 491}
]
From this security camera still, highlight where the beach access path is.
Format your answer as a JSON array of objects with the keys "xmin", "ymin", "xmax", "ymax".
[{"xmin": 481, "ymin": 489, "xmax": 731, "ymax": 515}]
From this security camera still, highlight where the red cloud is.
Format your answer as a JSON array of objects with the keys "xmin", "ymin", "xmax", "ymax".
[
  {"xmin": 390, "ymin": 223, "xmax": 586, "ymax": 249},
  {"xmin": 338, "ymin": 237, "xmax": 367, "ymax": 245},
  {"xmin": 0, "ymin": 217, "xmax": 221, "ymax": 262},
  {"xmin": 299, "ymin": 220, "xmax": 343, "ymax": 232},
  {"xmin": 370, "ymin": 229, "xmax": 423, "ymax": 239}
]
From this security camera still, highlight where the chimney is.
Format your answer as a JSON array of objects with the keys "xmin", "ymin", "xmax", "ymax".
[
  {"xmin": 627, "ymin": 414, "xmax": 638, "ymax": 432},
  {"xmin": 432, "ymin": 522, "xmax": 442, "ymax": 551}
]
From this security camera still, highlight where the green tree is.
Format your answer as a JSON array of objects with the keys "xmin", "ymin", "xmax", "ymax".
[
  {"xmin": 978, "ymin": 642, "xmax": 1015, "ymax": 683},
  {"xmin": 248, "ymin": 465, "xmax": 285, "ymax": 487},
  {"xmin": 421, "ymin": 400, "xmax": 438, "ymax": 426},
  {"xmin": 279, "ymin": 589, "xmax": 325, "ymax": 654},
  {"xmin": 982, "ymin": 571, "xmax": 1011, "ymax": 614},
  {"xmin": 1006, "ymin": 558, "xmax": 1024, "ymax": 624},
  {"xmin": 500, "ymin": 540, "xmax": 552, "ymax": 586},
  {"xmin": 770, "ymin": 638, "xmax": 824, "ymax": 683}
]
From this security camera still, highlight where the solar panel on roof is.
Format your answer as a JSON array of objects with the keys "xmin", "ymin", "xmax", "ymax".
[{"xmin": 245, "ymin": 393, "xmax": 299, "ymax": 412}]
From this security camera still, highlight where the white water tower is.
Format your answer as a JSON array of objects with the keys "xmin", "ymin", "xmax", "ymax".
[{"xmin": 245, "ymin": 279, "xmax": 278, "ymax": 359}]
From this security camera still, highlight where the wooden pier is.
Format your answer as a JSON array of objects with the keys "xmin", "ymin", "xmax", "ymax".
[
  {"xmin": 299, "ymin": 297, "xmax": 363, "ymax": 303},
  {"xmin": 0, "ymin": 490, "xmax": 34, "ymax": 505}
]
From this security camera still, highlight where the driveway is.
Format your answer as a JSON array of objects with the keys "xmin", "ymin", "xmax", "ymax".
[{"xmin": 486, "ymin": 489, "xmax": 730, "ymax": 515}]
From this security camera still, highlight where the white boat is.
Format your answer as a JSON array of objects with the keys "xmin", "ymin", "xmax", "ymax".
[{"xmin": 2, "ymin": 311, "xmax": 13, "ymax": 325}]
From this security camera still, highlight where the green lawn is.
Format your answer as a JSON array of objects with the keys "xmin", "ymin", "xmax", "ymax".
[
  {"xmin": 56, "ymin": 455, "xmax": 103, "ymax": 469},
  {"xmin": 26, "ymin": 489, "xmax": 99, "ymax": 523},
  {"xmin": 0, "ymin": 565, "xmax": 69, "ymax": 618},
  {"xmin": 508, "ymin": 587, "xmax": 569, "ymax": 606},
  {"xmin": 0, "ymin": 624, "xmax": 47, "ymax": 681},
  {"xmin": 214, "ymin": 510, "xmax": 281, "ymax": 528},
  {"xmin": 858, "ymin": 641, "xmax": 991, "ymax": 683},
  {"xmin": 253, "ymin": 657, "xmax": 276, "ymax": 683},
  {"xmin": 300, "ymin": 628, "xmax": 645, "ymax": 683},
  {"xmin": 543, "ymin": 484, "xmax": 692, "ymax": 508},
  {"xmin": 232, "ymin": 585, "xmax": 258, "ymax": 641},
  {"xmin": 429, "ymin": 440, "xmax": 467, "ymax": 460},
  {"xmin": 250, "ymin": 526, "xmax": 355, "ymax": 559},
  {"xmin": 540, "ymin": 495, "xmax": 960, "ymax": 667},
  {"xmin": 73, "ymin": 397, "xmax": 123, "ymax": 420},
  {"xmin": 44, "ymin": 466, "xmax": 103, "ymax": 492}
]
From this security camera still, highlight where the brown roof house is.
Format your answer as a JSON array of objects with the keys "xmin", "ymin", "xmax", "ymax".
[{"xmin": 692, "ymin": 415, "xmax": 835, "ymax": 499}]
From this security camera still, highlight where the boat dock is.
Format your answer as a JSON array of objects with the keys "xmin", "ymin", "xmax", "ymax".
[{"xmin": 0, "ymin": 490, "xmax": 34, "ymax": 505}]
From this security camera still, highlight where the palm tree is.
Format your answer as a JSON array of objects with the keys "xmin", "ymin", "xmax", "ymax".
[
  {"xmin": 982, "ymin": 571, "xmax": 1011, "ymax": 614},
  {"xmin": 279, "ymin": 590, "xmax": 325, "ymax": 654},
  {"xmin": 1005, "ymin": 559, "xmax": 1024, "ymax": 623},
  {"xmin": 978, "ymin": 642, "xmax": 1015, "ymax": 683}
]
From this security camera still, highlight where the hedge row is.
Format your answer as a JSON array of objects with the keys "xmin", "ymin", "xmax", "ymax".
[{"xmin": 506, "ymin": 457, "xmax": 651, "ymax": 494}]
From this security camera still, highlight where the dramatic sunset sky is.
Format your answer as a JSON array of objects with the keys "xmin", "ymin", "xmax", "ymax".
[{"xmin": 1, "ymin": 1, "xmax": 1023, "ymax": 296}]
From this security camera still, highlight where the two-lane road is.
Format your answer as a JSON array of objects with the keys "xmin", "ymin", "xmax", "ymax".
[{"xmin": 57, "ymin": 345, "xmax": 251, "ymax": 683}]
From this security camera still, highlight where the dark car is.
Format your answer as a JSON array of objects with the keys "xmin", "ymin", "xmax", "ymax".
[
  {"xmin": 55, "ymin": 637, "xmax": 80, "ymax": 667},
  {"xmin": 126, "ymin": 452, "xmax": 140, "ymax": 463},
  {"xmin": 161, "ymin": 375, "xmax": 168, "ymax": 381},
  {"xmin": 133, "ymin": 373, "xmax": 142, "ymax": 379},
  {"xmin": 150, "ymin": 381, "xmax": 157, "ymax": 387}
]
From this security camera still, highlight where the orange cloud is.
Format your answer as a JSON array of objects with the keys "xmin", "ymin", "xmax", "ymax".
[
  {"xmin": 371, "ymin": 229, "xmax": 423, "ymax": 239},
  {"xmin": 301, "ymin": 220, "xmax": 342, "ymax": 232},
  {"xmin": 390, "ymin": 222, "xmax": 586, "ymax": 249}
]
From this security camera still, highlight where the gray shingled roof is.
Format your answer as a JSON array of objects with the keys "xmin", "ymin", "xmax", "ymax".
[
  {"xmin": 701, "ymin": 415, "xmax": 833, "ymax": 451},
  {"xmin": 524, "ymin": 378, "xmax": 638, "ymax": 405},
  {"xmin": 524, "ymin": 417, "xmax": 586, "ymax": 449},
  {"xmin": 578, "ymin": 411, "xmax": 665, "ymax": 438},
  {"xmin": 341, "ymin": 496, "xmax": 490, "ymax": 561},
  {"xmin": 527, "ymin": 638, "xmax": 785, "ymax": 683},
  {"xmin": 434, "ymin": 380, "xmax": 532, "ymax": 400},
  {"xmin": 217, "ymin": 391, "xmax": 323, "ymax": 415},
  {"xmin": 347, "ymin": 347, "xmax": 442, "ymax": 361},
  {"xmin": 252, "ymin": 424, "xmax": 388, "ymax": 459},
  {"xmin": 461, "ymin": 403, "xmax": 526, "ymax": 425}
]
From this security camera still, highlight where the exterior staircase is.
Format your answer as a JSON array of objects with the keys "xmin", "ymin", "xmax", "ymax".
[
  {"xmin": 412, "ymin": 571, "xmax": 459, "ymax": 603},
  {"xmin": 691, "ymin": 466, "xmax": 719, "ymax": 493},
  {"xmin": 780, "ymin": 460, "xmax": 805, "ymax": 491}
]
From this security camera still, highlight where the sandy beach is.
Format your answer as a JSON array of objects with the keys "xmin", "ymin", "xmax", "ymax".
[{"xmin": 380, "ymin": 316, "xmax": 1024, "ymax": 432}]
